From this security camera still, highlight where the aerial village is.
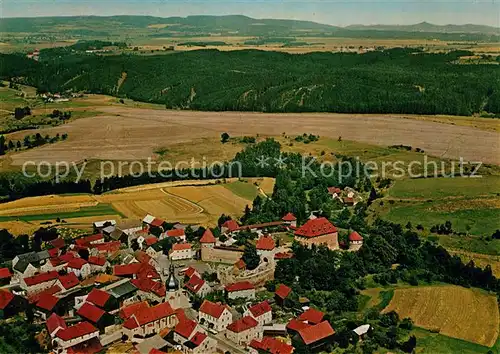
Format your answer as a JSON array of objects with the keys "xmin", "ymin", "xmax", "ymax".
[{"xmin": 0, "ymin": 187, "xmax": 367, "ymax": 354}]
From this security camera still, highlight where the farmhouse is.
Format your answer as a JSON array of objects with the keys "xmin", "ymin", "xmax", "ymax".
[
  {"xmin": 295, "ymin": 321, "xmax": 335, "ymax": 351},
  {"xmin": 245, "ymin": 301, "xmax": 273, "ymax": 326},
  {"xmin": 52, "ymin": 321, "xmax": 99, "ymax": 350},
  {"xmin": 123, "ymin": 302, "xmax": 178, "ymax": 338},
  {"xmin": 0, "ymin": 268, "xmax": 12, "ymax": 286},
  {"xmin": 249, "ymin": 337, "xmax": 294, "ymax": 354},
  {"xmin": 46, "ymin": 313, "xmax": 67, "ymax": 338},
  {"xmin": 13, "ymin": 250, "xmax": 50, "ymax": 278},
  {"xmin": 294, "ymin": 217, "xmax": 339, "ymax": 250},
  {"xmin": 67, "ymin": 258, "xmax": 92, "ymax": 278},
  {"xmin": 298, "ymin": 308, "xmax": 324, "ymax": 325},
  {"xmin": 225, "ymin": 281, "xmax": 256, "ymax": 300},
  {"xmin": 85, "ymin": 288, "xmax": 118, "ymax": 311},
  {"xmin": 184, "ymin": 274, "xmax": 211, "ymax": 298},
  {"xmin": 161, "ymin": 228, "xmax": 186, "ymax": 242},
  {"xmin": 198, "ymin": 300, "xmax": 233, "ymax": 331},
  {"xmin": 169, "ymin": 243, "xmax": 194, "ymax": 260},
  {"xmin": 181, "ymin": 331, "xmax": 217, "ymax": 354},
  {"xmin": 275, "ymin": 284, "xmax": 292, "ymax": 306},
  {"xmin": 77, "ymin": 302, "xmax": 114, "ymax": 331},
  {"xmin": 21, "ymin": 271, "xmax": 59, "ymax": 294},
  {"xmin": 57, "ymin": 272, "xmax": 80, "ymax": 292},
  {"xmin": 226, "ymin": 315, "xmax": 263, "ymax": 346}
]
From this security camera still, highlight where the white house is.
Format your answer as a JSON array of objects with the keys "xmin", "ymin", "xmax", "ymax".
[
  {"xmin": 66, "ymin": 258, "xmax": 92, "ymax": 279},
  {"xmin": 282, "ymin": 213, "xmax": 297, "ymax": 227},
  {"xmin": 174, "ymin": 318, "xmax": 202, "ymax": 344},
  {"xmin": 255, "ymin": 235, "xmax": 275, "ymax": 258},
  {"xmin": 225, "ymin": 281, "xmax": 256, "ymax": 300},
  {"xmin": 21, "ymin": 271, "xmax": 59, "ymax": 294},
  {"xmin": 198, "ymin": 300, "xmax": 233, "ymax": 332},
  {"xmin": 225, "ymin": 316, "xmax": 263, "ymax": 346},
  {"xmin": 52, "ymin": 321, "xmax": 99, "ymax": 350},
  {"xmin": 184, "ymin": 274, "xmax": 211, "ymax": 298},
  {"xmin": 146, "ymin": 243, "xmax": 164, "ymax": 258},
  {"xmin": 169, "ymin": 243, "xmax": 194, "ymax": 261},
  {"xmin": 245, "ymin": 301, "xmax": 272, "ymax": 326}
]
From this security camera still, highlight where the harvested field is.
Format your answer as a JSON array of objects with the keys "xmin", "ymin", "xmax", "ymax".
[
  {"xmin": 383, "ymin": 285, "xmax": 499, "ymax": 347},
  {"xmin": 0, "ymin": 179, "xmax": 254, "ymax": 233},
  {"xmin": 5, "ymin": 106, "xmax": 499, "ymax": 166}
]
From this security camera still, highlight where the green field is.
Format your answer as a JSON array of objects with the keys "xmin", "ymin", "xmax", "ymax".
[
  {"xmin": 223, "ymin": 180, "xmax": 259, "ymax": 200},
  {"xmin": 0, "ymin": 203, "xmax": 122, "ymax": 222},
  {"xmin": 412, "ymin": 327, "xmax": 499, "ymax": 354},
  {"xmin": 389, "ymin": 176, "xmax": 500, "ymax": 199}
]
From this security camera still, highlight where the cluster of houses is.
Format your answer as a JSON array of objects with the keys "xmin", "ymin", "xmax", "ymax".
[{"xmin": 0, "ymin": 208, "xmax": 366, "ymax": 353}]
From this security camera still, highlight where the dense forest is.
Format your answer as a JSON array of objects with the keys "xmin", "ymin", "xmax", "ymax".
[{"xmin": 1, "ymin": 48, "xmax": 499, "ymax": 116}]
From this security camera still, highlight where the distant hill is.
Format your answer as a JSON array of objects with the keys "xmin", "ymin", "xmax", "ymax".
[
  {"xmin": 346, "ymin": 22, "xmax": 500, "ymax": 35},
  {"xmin": 0, "ymin": 15, "xmax": 498, "ymax": 39}
]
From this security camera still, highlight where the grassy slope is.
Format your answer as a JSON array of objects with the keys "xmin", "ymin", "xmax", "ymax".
[{"xmin": 223, "ymin": 180, "xmax": 259, "ymax": 200}]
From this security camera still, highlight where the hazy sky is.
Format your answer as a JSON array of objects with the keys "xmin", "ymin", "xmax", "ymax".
[{"xmin": 1, "ymin": 0, "xmax": 499, "ymax": 27}]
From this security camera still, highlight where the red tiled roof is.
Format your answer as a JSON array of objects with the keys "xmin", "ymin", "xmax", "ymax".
[
  {"xmin": 234, "ymin": 259, "xmax": 246, "ymax": 270},
  {"xmin": 145, "ymin": 236, "xmax": 158, "ymax": 246},
  {"xmin": 199, "ymin": 300, "xmax": 228, "ymax": 319},
  {"xmin": 327, "ymin": 187, "xmax": 341, "ymax": 195},
  {"xmin": 174, "ymin": 319, "xmax": 197, "ymax": 339},
  {"xmin": 294, "ymin": 217, "xmax": 337, "ymax": 238},
  {"xmin": 134, "ymin": 250, "xmax": 151, "ymax": 264},
  {"xmin": 77, "ymin": 302, "xmax": 106, "ymax": 323},
  {"xmin": 248, "ymin": 301, "xmax": 272, "ymax": 317},
  {"xmin": 59, "ymin": 253, "xmax": 76, "ymax": 263},
  {"xmin": 183, "ymin": 266, "xmax": 198, "ymax": 278},
  {"xmin": 200, "ymin": 229, "xmax": 216, "ymax": 243},
  {"xmin": 0, "ymin": 267, "xmax": 12, "ymax": 279},
  {"xmin": 123, "ymin": 302, "xmax": 175, "ymax": 329},
  {"xmin": 184, "ymin": 274, "xmax": 206, "ymax": 294},
  {"xmin": 36, "ymin": 293, "xmax": 59, "ymax": 311},
  {"xmin": 171, "ymin": 243, "xmax": 192, "ymax": 251},
  {"xmin": 227, "ymin": 316, "xmax": 258, "ymax": 333},
  {"xmin": 28, "ymin": 285, "xmax": 62, "ymax": 304},
  {"xmin": 58, "ymin": 273, "xmax": 80, "ymax": 290},
  {"xmin": 349, "ymin": 231, "xmax": 364, "ymax": 242},
  {"xmin": 50, "ymin": 238, "xmax": 66, "ymax": 249},
  {"xmin": 55, "ymin": 321, "xmax": 98, "ymax": 341},
  {"xmin": 298, "ymin": 308, "xmax": 324, "ymax": 325},
  {"xmin": 282, "ymin": 212, "xmax": 297, "ymax": 221},
  {"xmin": 131, "ymin": 277, "xmax": 166, "ymax": 297},
  {"xmin": 119, "ymin": 301, "xmax": 150, "ymax": 319},
  {"xmin": 67, "ymin": 258, "xmax": 88, "ymax": 270},
  {"xmin": 149, "ymin": 349, "xmax": 167, "ymax": 354},
  {"xmin": 222, "ymin": 219, "xmax": 239, "ymax": 232},
  {"xmin": 256, "ymin": 235, "xmax": 275, "ymax": 251},
  {"xmin": 88, "ymin": 256, "xmax": 106, "ymax": 267},
  {"xmin": 46, "ymin": 313, "xmax": 67, "ymax": 334},
  {"xmin": 286, "ymin": 318, "xmax": 311, "ymax": 332},
  {"xmin": 150, "ymin": 218, "xmax": 164, "ymax": 227},
  {"xmin": 113, "ymin": 262, "xmax": 143, "ymax": 276},
  {"xmin": 0, "ymin": 290, "xmax": 14, "ymax": 310},
  {"xmin": 75, "ymin": 234, "xmax": 103, "ymax": 247},
  {"xmin": 297, "ymin": 321, "xmax": 335, "ymax": 345},
  {"xmin": 274, "ymin": 252, "xmax": 293, "ymax": 260},
  {"xmin": 137, "ymin": 263, "xmax": 160, "ymax": 280},
  {"xmin": 166, "ymin": 229, "xmax": 185, "ymax": 238},
  {"xmin": 188, "ymin": 332, "xmax": 207, "ymax": 347},
  {"xmin": 86, "ymin": 288, "xmax": 111, "ymax": 308},
  {"xmin": 48, "ymin": 248, "xmax": 60, "ymax": 258},
  {"xmin": 93, "ymin": 241, "xmax": 121, "ymax": 253},
  {"xmin": 175, "ymin": 308, "xmax": 188, "ymax": 323},
  {"xmin": 249, "ymin": 337, "xmax": 294, "ymax": 354},
  {"xmin": 225, "ymin": 281, "xmax": 254, "ymax": 292},
  {"xmin": 275, "ymin": 284, "xmax": 292, "ymax": 299},
  {"xmin": 24, "ymin": 271, "xmax": 59, "ymax": 286}
]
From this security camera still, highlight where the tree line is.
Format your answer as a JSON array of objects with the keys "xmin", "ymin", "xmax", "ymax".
[{"xmin": 1, "ymin": 48, "xmax": 499, "ymax": 116}]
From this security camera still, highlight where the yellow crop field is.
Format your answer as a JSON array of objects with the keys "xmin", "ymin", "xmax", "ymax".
[
  {"xmin": 0, "ymin": 179, "xmax": 253, "ymax": 233},
  {"xmin": 383, "ymin": 285, "xmax": 499, "ymax": 347}
]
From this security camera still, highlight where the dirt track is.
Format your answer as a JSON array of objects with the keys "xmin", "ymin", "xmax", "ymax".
[{"xmin": 7, "ymin": 107, "xmax": 500, "ymax": 165}]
